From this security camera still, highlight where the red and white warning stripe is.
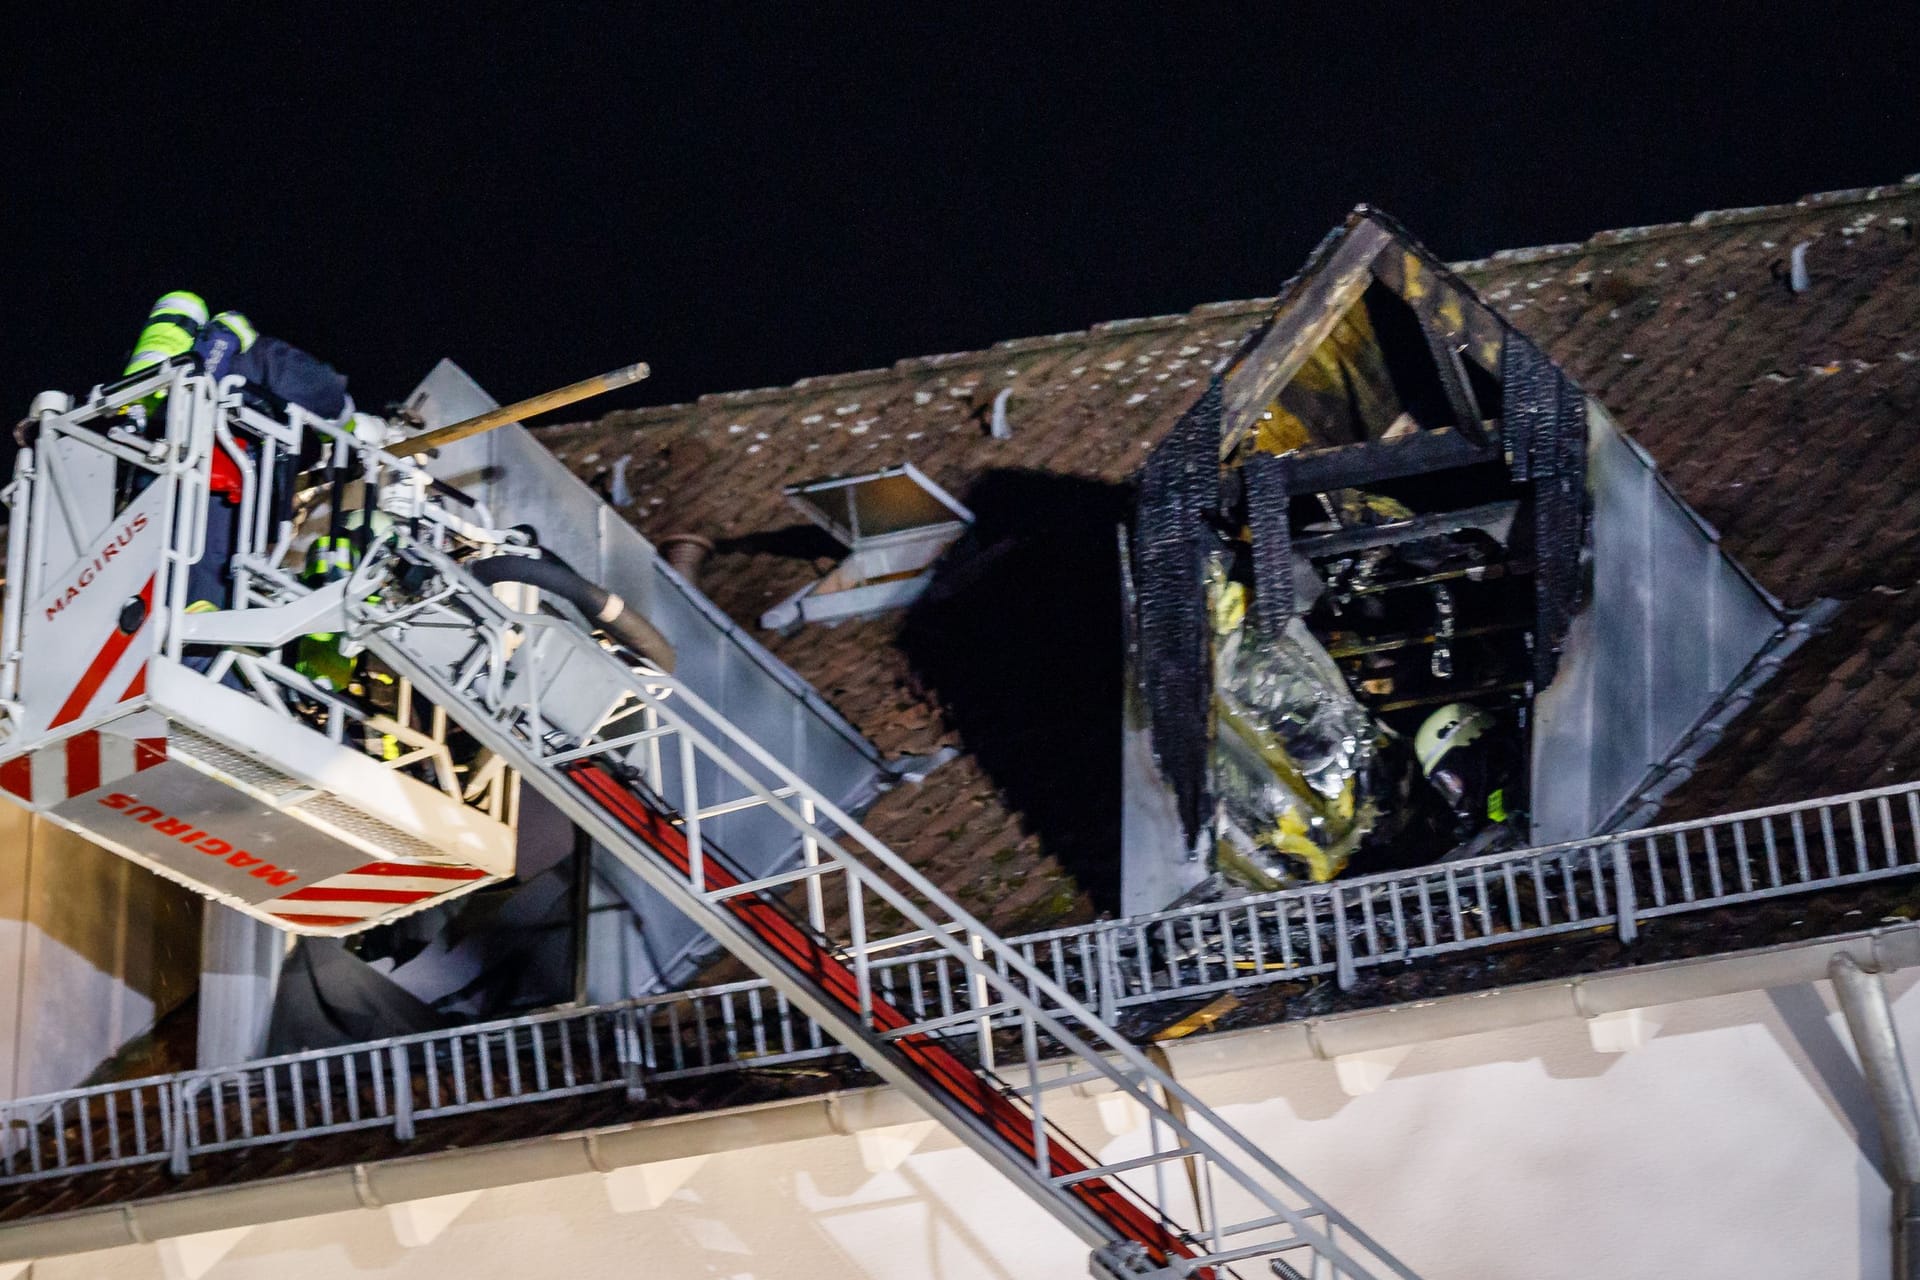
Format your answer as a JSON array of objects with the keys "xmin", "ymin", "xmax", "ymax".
[
  {"xmin": 49, "ymin": 575, "xmax": 156, "ymax": 731},
  {"xmin": 0, "ymin": 729, "xmax": 167, "ymax": 808},
  {"xmin": 262, "ymin": 861, "xmax": 491, "ymax": 928}
]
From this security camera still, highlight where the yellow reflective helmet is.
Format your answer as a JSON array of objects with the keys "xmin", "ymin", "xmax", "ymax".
[{"xmin": 125, "ymin": 290, "xmax": 210, "ymax": 375}]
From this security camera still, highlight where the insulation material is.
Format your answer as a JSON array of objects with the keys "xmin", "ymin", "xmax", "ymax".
[
  {"xmin": 1133, "ymin": 382, "xmax": 1223, "ymax": 844},
  {"xmin": 1209, "ymin": 565, "xmax": 1378, "ymax": 885}
]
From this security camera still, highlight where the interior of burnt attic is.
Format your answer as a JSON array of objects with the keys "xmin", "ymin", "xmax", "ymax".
[{"xmin": 1118, "ymin": 210, "xmax": 1787, "ymax": 915}]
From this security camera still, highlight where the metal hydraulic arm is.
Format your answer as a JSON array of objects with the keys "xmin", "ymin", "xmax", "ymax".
[{"xmin": 347, "ymin": 535, "xmax": 1422, "ymax": 1280}]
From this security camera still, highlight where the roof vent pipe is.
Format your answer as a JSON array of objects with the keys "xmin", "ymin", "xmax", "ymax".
[
  {"xmin": 657, "ymin": 532, "xmax": 716, "ymax": 585},
  {"xmin": 610, "ymin": 454, "xmax": 634, "ymax": 506},
  {"xmin": 989, "ymin": 387, "xmax": 1013, "ymax": 440},
  {"xmin": 1790, "ymin": 241, "xmax": 1812, "ymax": 293}
]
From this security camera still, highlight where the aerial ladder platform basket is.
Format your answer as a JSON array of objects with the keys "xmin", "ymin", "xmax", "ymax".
[
  {"xmin": 0, "ymin": 361, "xmax": 1422, "ymax": 1279},
  {"xmin": 0, "ymin": 365, "xmax": 517, "ymax": 934}
]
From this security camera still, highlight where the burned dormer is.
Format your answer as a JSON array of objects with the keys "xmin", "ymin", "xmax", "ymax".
[{"xmin": 1122, "ymin": 210, "xmax": 1789, "ymax": 911}]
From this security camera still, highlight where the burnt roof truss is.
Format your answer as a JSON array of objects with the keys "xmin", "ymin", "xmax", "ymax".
[{"xmin": 1215, "ymin": 210, "xmax": 1592, "ymax": 691}]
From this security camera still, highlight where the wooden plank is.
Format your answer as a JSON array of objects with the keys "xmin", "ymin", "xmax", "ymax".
[
  {"xmin": 1220, "ymin": 218, "xmax": 1392, "ymax": 449},
  {"xmin": 1151, "ymin": 993, "xmax": 1243, "ymax": 1041},
  {"xmin": 1374, "ymin": 245, "xmax": 1508, "ymax": 383},
  {"xmin": 391, "ymin": 362, "xmax": 650, "ymax": 459},
  {"xmin": 1425, "ymin": 318, "xmax": 1490, "ymax": 445}
]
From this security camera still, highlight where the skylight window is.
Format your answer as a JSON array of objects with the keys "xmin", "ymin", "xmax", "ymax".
[{"xmin": 761, "ymin": 463, "xmax": 973, "ymax": 630}]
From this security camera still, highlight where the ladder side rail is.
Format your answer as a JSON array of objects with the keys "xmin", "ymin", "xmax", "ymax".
[
  {"xmin": 558, "ymin": 759, "xmax": 1241, "ymax": 1272},
  {"xmin": 564, "ymin": 737, "xmax": 1389, "ymax": 1277},
  {"xmin": 566, "ymin": 637, "xmax": 1410, "ymax": 1274},
  {"xmin": 480, "ymin": 740, "xmax": 1132, "ymax": 1254},
  {"xmin": 1, "ymin": 444, "xmax": 36, "ymax": 705},
  {"xmin": 359, "ymin": 591, "xmax": 1194, "ymax": 1260},
  {"xmin": 361, "ymin": 555, "xmax": 1417, "ymax": 1279},
  {"xmin": 447, "ymin": 602, "xmax": 1391, "ymax": 1275}
]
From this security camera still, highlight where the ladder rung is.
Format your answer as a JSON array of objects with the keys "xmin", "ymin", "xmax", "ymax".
[
  {"xmin": 694, "ymin": 786, "xmax": 799, "ymax": 821},
  {"xmin": 1053, "ymin": 1145, "xmax": 1200, "ymax": 1186},
  {"xmin": 702, "ymin": 859, "xmax": 836, "ymax": 902},
  {"xmin": 879, "ymin": 1003, "xmax": 1017, "ymax": 1040},
  {"xmin": 1009, "ymin": 1065, "xmax": 1113, "ymax": 1097},
  {"xmin": 1190, "ymin": 1237, "xmax": 1314, "ymax": 1270},
  {"xmin": 546, "ymin": 725, "xmax": 677, "ymax": 765},
  {"xmin": 1215, "ymin": 1208, "xmax": 1331, "ymax": 1238}
]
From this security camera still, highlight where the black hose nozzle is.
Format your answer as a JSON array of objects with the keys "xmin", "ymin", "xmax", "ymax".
[{"xmin": 470, "ymin": 553, "xmax": 676, "ymax": 672}]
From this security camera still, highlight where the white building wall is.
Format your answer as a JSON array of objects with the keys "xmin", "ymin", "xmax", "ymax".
[
  {"xmin": 31, "ymin": 975, "xmax": 1916, "ymax": 1280},
  {"xmin": 0, "ymin": 799, "xmax": 200, "ymax": 1098}
]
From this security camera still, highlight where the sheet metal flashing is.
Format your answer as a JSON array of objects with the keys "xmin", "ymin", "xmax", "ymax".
[
  {"xmin": 1605, "ymin": 597, "xmax": 1843, "ymax": 833},
  {"xmin": 410, "ymin": 361, "xmax": 896, "ymax": 993}
]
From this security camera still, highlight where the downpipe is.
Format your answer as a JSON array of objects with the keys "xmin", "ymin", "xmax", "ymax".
[{"xmin": 1831, "ymin": 954, "xmax": 1920, "ymax": 1280}]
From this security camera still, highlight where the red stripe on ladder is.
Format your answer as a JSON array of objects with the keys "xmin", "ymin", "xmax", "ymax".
[
  {"xmin": 562, "ymin": 762, "xmax": 1200, "ymax": 1271},
  {"xmin": 50, "ymin": 575, "xmax": 156, "ymax": 729}
]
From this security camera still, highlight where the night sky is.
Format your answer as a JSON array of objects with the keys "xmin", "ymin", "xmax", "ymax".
[{"xmin": 1, "ymin": 6, "xmax": 1913, "ymax": 425}]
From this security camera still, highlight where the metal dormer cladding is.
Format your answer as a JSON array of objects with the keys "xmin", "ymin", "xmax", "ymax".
[{"xmin": 1122, "ymin": 209, "xmax": 1790, "ymax": 911}]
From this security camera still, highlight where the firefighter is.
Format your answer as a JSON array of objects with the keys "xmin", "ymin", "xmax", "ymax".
[
  {"xmin": 1414, "ymin": 702, "xmax": 1517, "ymax": 836},
  {"xmin": 296, "ymin": 504, "xmax": 394, "ymax": 690},
  {"xmin": 191, "ymin": 309, "xmax": 349, "ymax": 421},
  {"xmin": 295, "ymin": 501, "xmax": 404, "ymax": 760},
  {"xmin": 123, "ymin": 294, "xmax": 350, "ymax": 613}
]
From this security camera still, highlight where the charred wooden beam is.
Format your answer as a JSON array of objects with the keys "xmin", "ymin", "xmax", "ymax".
[
  {"xmin": 1294, "ymin": 500, "xmax": 1519, "ymax": 558},
  {"xmin": 1220, "ymin": 218, "xmax": 1392, "ymax": 449},
  {"xmin": 1279, "ymin": 426, "xmax": 1499, "ymax": 495}
]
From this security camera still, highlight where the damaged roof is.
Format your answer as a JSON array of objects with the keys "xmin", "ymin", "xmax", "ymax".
[{"xmin": 540, "ymin": 173, "xmax": 1920, "ymax": 926}]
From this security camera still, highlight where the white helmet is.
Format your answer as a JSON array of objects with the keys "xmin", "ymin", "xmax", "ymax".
[{"xmin": 1414, "ymin": 703, "xmax": 1493, "ymax": 777}]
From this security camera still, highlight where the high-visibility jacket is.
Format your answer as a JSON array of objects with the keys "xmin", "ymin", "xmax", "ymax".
[{"xmin": 296, "ymin": 510, "xmax": 393, "ymax": 691}]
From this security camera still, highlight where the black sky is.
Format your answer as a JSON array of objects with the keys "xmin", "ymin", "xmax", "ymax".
[{"xmin": 1, "ymin": 5, "xmax": 1913, "ymax": 422}]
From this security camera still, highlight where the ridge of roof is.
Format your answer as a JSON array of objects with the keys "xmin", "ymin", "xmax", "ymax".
[
  {"xmin": 1449, "ymin": 173, "xmax": 1920, "ymax": 273},
  {"xmin": 542, "ymin": 296, "xmax": 1279, "ymax": 437},
  {"xmin": 542, "ymin": 173, "xmax": 1920, "ymax": 438}
]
